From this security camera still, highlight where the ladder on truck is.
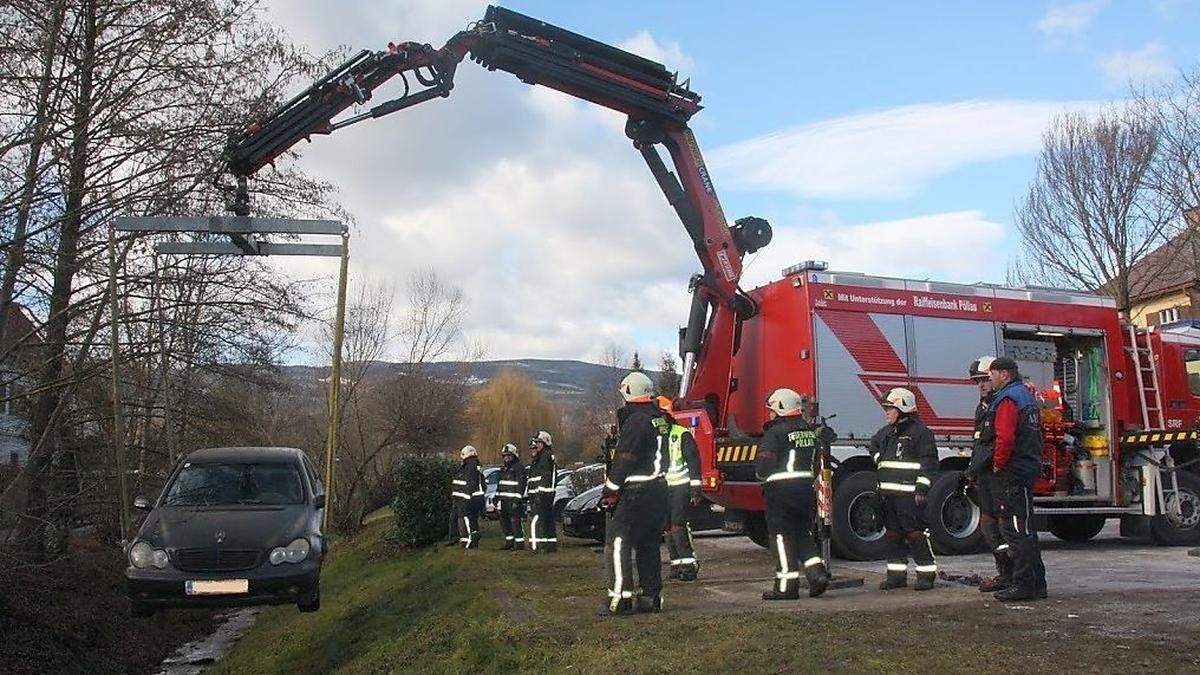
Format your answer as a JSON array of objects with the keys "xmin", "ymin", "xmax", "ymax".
[
  {"xmin": 1126, "ymin": 324, "xmax": 1165, "ymax": 430},
  {"xmin": 1125, "ymin": 325, "xmax": 1186, "ymax": 524}
]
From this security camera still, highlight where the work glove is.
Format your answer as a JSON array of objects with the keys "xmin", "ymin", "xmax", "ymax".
[
  {"xmin": 600, "ymin": 488, "xmax": 620, "ymax": 512},
  {"xmin": 689, "ymin": 486, "xmax": 703, "ymax": 507}
]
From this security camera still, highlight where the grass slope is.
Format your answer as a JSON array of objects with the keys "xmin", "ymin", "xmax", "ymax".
[{"xmin": 214, "ymin": 518, "xmax": 1200, "ymax": 674}]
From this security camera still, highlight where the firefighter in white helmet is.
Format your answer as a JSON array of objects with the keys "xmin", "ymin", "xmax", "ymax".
[
  {"xmin": 870, "ymin": 388, "xmax": 939, "ymax": 590},
  {"xmin": 755, "ymin": 388, "xmax": 830, "ymax": 599},
  {"xmin": 525, "ymin": 430, "xmax": 558, "ymax": 553},
  {"xmin": 449, "ymin": 445, "xmax": 485, "ymax": 549},
  {"xmin": 600, "ymin": 371, "xmax": 669, "ymax": 616},
  {"xmin": 964, "ymin": 356, "xmax": 1012, "ymax": 592},
  {"xmin": 496, "ymin": 443, "xmax": 527, "ymax": 550}
]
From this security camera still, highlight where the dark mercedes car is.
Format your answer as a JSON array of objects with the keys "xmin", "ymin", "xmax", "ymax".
[
  {"xmin": 125, "ymin": 447, "xmax": 326, "ymax": 617},
  {"xmin": 560, "ymin": 483, "xmax": 725, "ymax": 541}
]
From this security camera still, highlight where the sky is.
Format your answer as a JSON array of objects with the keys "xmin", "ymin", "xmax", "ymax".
[{"xmin": 261, "ymin": 0, "xmax": 1200, "ymax": 365}]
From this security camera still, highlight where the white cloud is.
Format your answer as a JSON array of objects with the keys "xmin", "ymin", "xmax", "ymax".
[
  {"xmin": 617, "ymin": 31, "xmax": 696, "ymax": 74},
  {"xmin": 261, "ymin": 2, "xmax": 702, "ymax": 361},
  {"xmin": 710, "ymin": 99, "xmax": 1100, "ymax": 201},
  {"xmin": 1033, "ymin": 1, "xmax": 1107, "ymax": 38},
  {"xmin": 1100, "ymin": 42, "xmax": 1175, "ymax": 85},
  {"xmin": 741, "ymin": 211, "xmax": 1008, "ymax": 289}
]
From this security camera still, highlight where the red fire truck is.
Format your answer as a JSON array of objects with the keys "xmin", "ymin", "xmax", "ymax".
[
  {"xmin": 692, "ymin": 262, "xmax": 1200, "ymax": 557},
  {"xmin": 221, "ymin": 6, "xmax": 1199, "ymax": 557}
]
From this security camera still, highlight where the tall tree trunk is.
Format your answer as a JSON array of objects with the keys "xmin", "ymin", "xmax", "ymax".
[
  {"xmin": 0, "ymin": 0, "xmax": 68, "ymax": 347},
  {"xmin": 11, "ymin": 0, "xmax": 98, "ymax": 560}
]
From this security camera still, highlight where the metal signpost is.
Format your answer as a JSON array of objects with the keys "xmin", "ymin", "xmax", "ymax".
[{"xmin": 113, "ymin": 215, "xmax": 349, "ymax": 530}]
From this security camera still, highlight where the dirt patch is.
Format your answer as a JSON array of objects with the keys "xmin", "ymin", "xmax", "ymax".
[{"xmin": 0, "ymin": 535, "xmax": 215, "ymax": 675}]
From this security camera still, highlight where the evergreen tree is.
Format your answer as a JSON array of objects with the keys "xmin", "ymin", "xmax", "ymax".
[
  {"xmin": 658, "ymin": 352, "xmax": 681, "ymax": 398},
  {"xmin": 631, "ymin": 351, "xmax": 644, "ymax": 372}
]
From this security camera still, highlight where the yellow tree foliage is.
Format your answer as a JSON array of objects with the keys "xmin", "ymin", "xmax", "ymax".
[{"xmin": 469, "ymin": 370, "xmax": 562, "ymax": 465}]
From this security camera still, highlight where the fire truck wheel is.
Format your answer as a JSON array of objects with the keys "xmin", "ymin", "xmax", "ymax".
[
  {"xmin": 925, "ymin": 471, "xmax": 987, "ymax": 555},
  {"xmin": 830, "ymin": 471, "xmax": 890, "ymax": 560},
  {"xmin": 744, "ymin": 512, "xmax": 769, "ymax": 549},
  {"xmin": 1046, "ymin": 515, "xmax": 1107, "ymax": 542},
  {"xmin": 1150, "ymin": 470, "xmax": 1200, "ymax": 546}
]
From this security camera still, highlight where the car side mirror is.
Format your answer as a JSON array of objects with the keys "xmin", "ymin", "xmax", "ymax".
[
  {"xmin": 133, "ymin": 496, "xmax": 151, "ymax": 511},
  {"xmin": 314, "ymin": 493, "xmax": 326, "ymax": 509}
]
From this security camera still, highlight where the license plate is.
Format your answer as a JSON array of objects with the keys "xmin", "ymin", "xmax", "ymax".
[{"xmin": 186, "ymin": 579, "xmax": 249, "ymax": 595}]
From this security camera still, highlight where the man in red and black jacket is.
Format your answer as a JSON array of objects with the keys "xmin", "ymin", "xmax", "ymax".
[{"xmin": 987, "ymin": 357, "xmax": 1048, "ymax": 601}]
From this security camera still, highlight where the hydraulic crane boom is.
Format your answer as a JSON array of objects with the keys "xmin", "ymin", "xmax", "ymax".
[{"xmin": 224, "ymin": 5, "xmax": 771, "ymax": 408}]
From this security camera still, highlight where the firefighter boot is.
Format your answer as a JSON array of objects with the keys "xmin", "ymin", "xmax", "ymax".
[
  {"xmin": 995, "ymin": 585, "xmax": 1042, "ymax": 602},
  {"xmin": 501, "ymin": 540, "xmax": 514, "ymax": 551},
  {"xmin": 762, "ymin": 588, "xmax": 800, "ymax": 601},
  {"xmin": 879, "ymin": 562, "xmax": 908, "ymax": 590},
  {"xmin": 979, "ymin": 552, "xmax": 1012, "ymax": 592},
  {"xmin": 635, "ymin": 594, "xmax": 663, "ymax": 613},
  {"xmin": 598, "ymin": 598, "xmax": 636, "ymax": 617},
  {"xmin": 914, "ymin": 573, "xmax": 936, "ymax": 591},
  {"xmin": 668, "ymin": 566, "xmax": 681, "ymax": 580},
  {"xmin": 806, "ymin": 565, "xmax": 830, "ymax": 598}
]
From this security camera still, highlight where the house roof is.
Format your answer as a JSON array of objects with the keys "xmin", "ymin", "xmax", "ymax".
[
  {"xmin": 1, "ymin": 303, "xmax": 41, "ymax": 352},
  {"xmin": 1109, "ymin": 208, "xmax": 1200, "ymax": 305}
]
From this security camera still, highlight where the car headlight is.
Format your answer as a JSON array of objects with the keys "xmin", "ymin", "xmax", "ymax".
[
  {"xmin": 269, "ymin": 537, "xmax": 311, "ymax": 565},
  {"xmin": 129, "ymin": 541, "xmax": 169, "ymax": 569}
]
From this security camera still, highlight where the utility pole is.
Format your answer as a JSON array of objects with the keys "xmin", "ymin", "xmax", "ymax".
[
  {"xmin": 107, "ymin": 223, "xmax": 130, "ymax": 539},
  {"xmin": 323, "ymin": 232, "xmax": 350, "ymax": 531}
]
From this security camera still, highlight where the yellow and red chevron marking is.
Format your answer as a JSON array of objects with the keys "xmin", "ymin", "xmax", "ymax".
[
  {"xmin": 715, "ymin": 443, "xmax": 758, "ymax": 463},
  {"xmin": 1118, "ymin": 430, "xmax": 1197, "ymax": 447}
]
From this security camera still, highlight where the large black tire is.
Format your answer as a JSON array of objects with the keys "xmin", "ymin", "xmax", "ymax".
[
  {"xmin": 744, "ymin": 511, "xmax": 769, "ymax": 549},
  {"xmin": 297, "ymin": 580, "xmax": 320, "ymax": 613},
  {"xmin": 1047, "ymin": 514, "xmax": 1107, "ymax": 542},
  {"xmin": 1150, "ymin": 470, "xmax": 1200, "ymax": 546},
  {"xmin": 925, "ymin": 470, "xmax": 986, "ymax": 555},
  {"xmin": 830, "ymin": 471, "xmax": 889, "ymax": 561}
]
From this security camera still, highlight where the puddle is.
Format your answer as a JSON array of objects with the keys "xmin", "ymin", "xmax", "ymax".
[{"xmin": 154, "ymin": 608, "xmax": 259, "ymax": 675}]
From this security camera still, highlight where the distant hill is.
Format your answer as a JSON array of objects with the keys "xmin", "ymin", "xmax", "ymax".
[{"xmin": 281, "ymin": 358, "xmax": 660, "ymax": 399}]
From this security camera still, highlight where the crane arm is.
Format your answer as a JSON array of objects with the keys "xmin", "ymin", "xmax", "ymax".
[{"xmin": 224, "ymin": 5, "xmax": 774, "ymax": 406}]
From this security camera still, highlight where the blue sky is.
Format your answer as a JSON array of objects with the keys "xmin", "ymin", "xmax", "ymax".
[{"xmin": 267, "ymin": 1, "xmax": 1199, "ymax": 363}]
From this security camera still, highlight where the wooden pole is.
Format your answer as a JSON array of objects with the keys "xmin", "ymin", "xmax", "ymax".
[{"xmin": 323, "ymin": 231, "xmax": 350, "ymax": 531}]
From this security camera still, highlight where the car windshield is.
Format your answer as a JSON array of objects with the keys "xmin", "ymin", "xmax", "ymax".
[{"xmin": 163, "ymin": 462, "xmax": 305, "ymax": 506}]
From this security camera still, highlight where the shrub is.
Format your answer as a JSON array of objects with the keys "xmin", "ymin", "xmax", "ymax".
[{"xmin": 391, "ymin": 453, "xmax": 456, "ymax": 547}]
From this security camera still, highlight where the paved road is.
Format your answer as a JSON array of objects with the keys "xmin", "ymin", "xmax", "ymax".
[{"xmin": 697, "ymin": 523, "xmax": 1200, "ymax": 596}]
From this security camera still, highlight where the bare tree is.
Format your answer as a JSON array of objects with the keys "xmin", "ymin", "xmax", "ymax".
[
  {"xmin": 1135, "ymin": 67, "xmax": 1200, "ymax": 229},
  {"xmin": 1015, "ymin": 109, "xmax": 1172, "ymax": 310}
]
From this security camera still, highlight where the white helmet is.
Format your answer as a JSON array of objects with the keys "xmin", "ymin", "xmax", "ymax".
[
  {"xmin": 500, "ymin": 443, "xmax": 519, "ymax": 458},
  {"xmin": 535, "ymin": 430, "xmax": 552, "ymax": 446},
  {"xmin": 618, "ymin": 371, "xmax": 654, "ymax": 402},
  {"xmin": 969, "ymin": 356, "xmax": 995, "ymax": 380},
  {"xmin": 766, "ymin": 388, "xmax": 805, "ymax": 416},
  {"xmin": 881, "ymin": 388, "xmax": 917, "ymax": 414},
  {"xmin": 460, "ymin": 445, "xmax": 478, "ymax": 459}
]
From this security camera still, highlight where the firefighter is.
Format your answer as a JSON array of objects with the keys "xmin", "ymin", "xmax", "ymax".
[
  {"xmin": 496, "ymin": 443, "xmax": 527, "ymax": 550},
  {"xmin": 870, "ymin": 388, "xmax": 939, "ymax": 590},
  {"xmin": 987, "ymin": 357, "xmax": 1048, "ymax": 601},
  {"xmin": 526, "ymin": 430, "xmax": 558, "ymax": 553},
  {"xmin": 756, "ymin": 388, "xmax": 830, "ymax": 600},
  {"xmin": 964, "ymin": 355, "xmax": 1013, "ymax": 592},
  {"xmin": 450, "ymin": 445, "xmax": 485, "ymax": 549},
  {"xmin": 657, "ymin": 396, "xmax": 703, "ymax": 582},
  {"xmin": 600, "ymin": 371, "xmax": 669, "ymax": 616}
]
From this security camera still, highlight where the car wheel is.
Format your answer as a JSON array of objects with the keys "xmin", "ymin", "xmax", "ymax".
[
  {"xmin": 130, "ymin": 601, "xmax": 155, "ymax": 618},
  {"xmin": 830, "ymin": 471, "xmax": 889, "ymax": 561},
  {"xmin": 925, "ymin": 470, "xmax": 986, "ymax": 555},
  {"xmin": 297, "ymin": 581, "xmax": 320, "ymax": 613},
  {"xmin": 1150, "ymin": 470, "xmax": 1200, "ymax": 546}
]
